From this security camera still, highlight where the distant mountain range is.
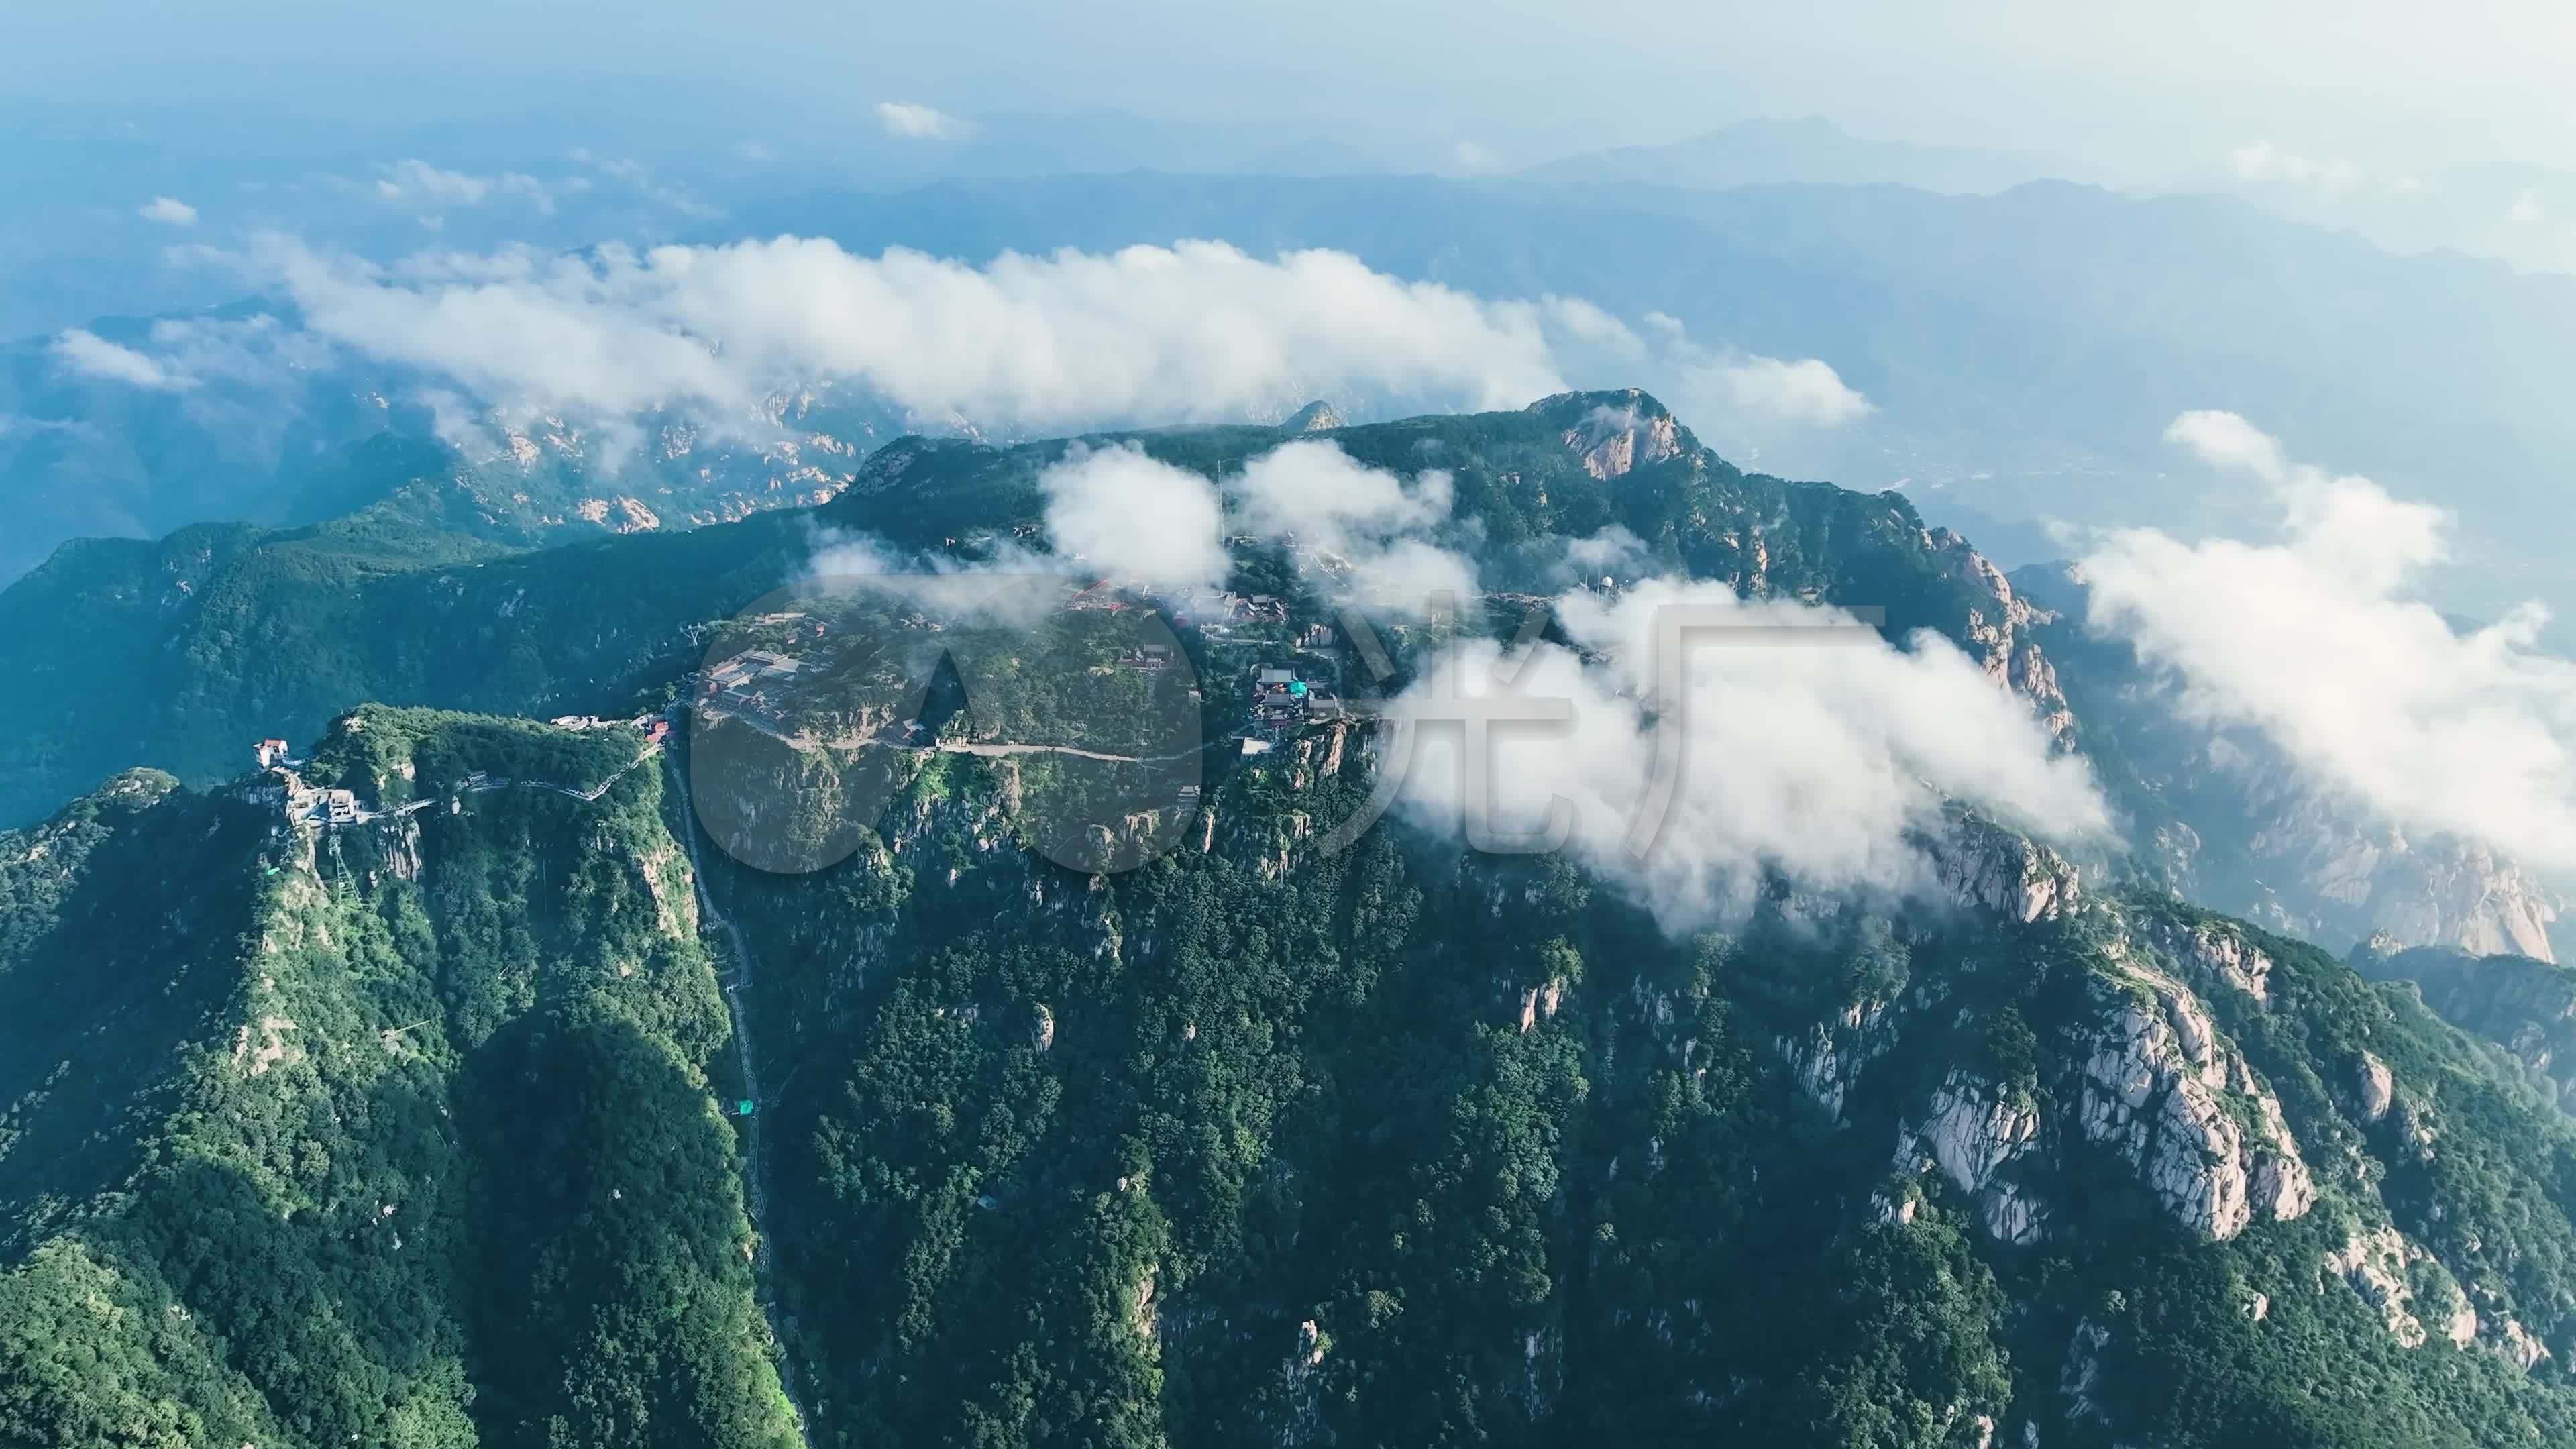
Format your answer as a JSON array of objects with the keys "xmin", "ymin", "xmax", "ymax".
[
  {"xmin": 17, "ymin": 165, "xmax": 2569, "ymax": 645},
  {"xmin": 1521, "ymin": 116, "xmax": 2082, "ymax": 194}
]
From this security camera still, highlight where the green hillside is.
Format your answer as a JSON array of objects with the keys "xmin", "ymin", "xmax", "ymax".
[
  {"xmin": 9, "ymin": 702, "xmax": 2576, "ymax": 1445},
  {"xmin": 7, "ymin": 396, "xmax": 2575, "ymax": 1446},
  {"xmin": 0, "ymin": 710, "xmax": 796, "ymax": 1448}
]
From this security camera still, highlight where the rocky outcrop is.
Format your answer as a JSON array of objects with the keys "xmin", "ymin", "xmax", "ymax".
[
  {"xmin": 2251, "ymin": 792, "xmax": 2563, "ymax": 962},
  {"xmin": 1280, "ymin": 400, "xmax": 1343, "ymax": 433},
  {"xmin": 2498, "ymin": 1316, "xmax": 2553, "ymax": 1371},
  {"xmin": 1926, "ymin": 529, "xmax": 2076, "ymax": 743},
  {"xmin": 1899, "ymin": 1072, "xmax": 2046, "ymax": 1245},
  {"xmin": 2364, "ymin": 835, "xmax": 2561, "ymax": 961},
  {"xmin": 2356, "ymin": 1052, "xmax": 2395, "ymax": 1122},
  {"xmin": 1777, "ymin": 998, "xmax": 1892, "ymax": 1122},
  {"xmin": 2158, "ymin": 739, "xmax": 2572, "ymax": 963},
  {"xmin": 1931, "ymin": 825, "xmax": 2080, "ymax": 924},
  {"xmin": 2078, "ymin": 965, "xmax": 2314, "ymax": 1239},
  {"xmin": 2159, "ymin": 920, "xmax": 2277, "ymax": 1005},
  {"xmin": 2324, "ymin": 1226, "xmax": 2438, "ymax": 1348},
  {"xmin": 1550, "ymin": 392, "xmax": 1682, "ymax": 480}
]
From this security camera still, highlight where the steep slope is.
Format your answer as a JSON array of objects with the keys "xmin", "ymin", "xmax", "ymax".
[
  {"xmin": 0, "ymin": 709, "xmax": 798, "ymax": 1448},
  {"xmin": 674, "ymin": 713, "xmax": 2576, "ymax": 1448},
  {"xmin": 17, "ymin": 702, "xmax": 2576, "ymax": 1445}
]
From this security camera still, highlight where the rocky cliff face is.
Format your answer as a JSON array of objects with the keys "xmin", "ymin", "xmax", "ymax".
[
  {"xmin": 1550, "ymin": 388, "xmax": 1684, "ymax": 480},
  {"xmin": 1927, "ymin": 528, "xmax": 2078, "ymax": 744},
  {"xmin": 2241, "ymin": 765, "xmax": 2564, "ymax": 961},
  {"xmin": 2072, "ymin": 951, "xmax": 2316, "ymax": 1240}
]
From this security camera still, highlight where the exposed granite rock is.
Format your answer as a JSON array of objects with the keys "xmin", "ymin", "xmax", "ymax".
[
  {"xmin": 2357, "ymin": 1052, "xmax": 2395, "ymax": 1123},
  {"xmin": 2324, "ymin": 1226, "xmax": 2430, "ymax": 1348},
  {"xmin": 2233, "ymin": 756, "xmax": 2562, "ymax": 963},
  {"xmin": 2159, "ymin": 920, "xmax": 2277, "ymax": 1006},
  {"xmin": 1280, "ymin": 400, "xmax": 1344, "ymax": 433},
  {"xmin": 2498, "ymin": 1316, "xmax": 2553, "ymax": 1371},
  {"xmin": 1550, "ymin": 390, "xmax": 1682, "ymax": 480},
  {"xmin": 1926, "ymin": 528, "xmax": 2076, "ymax": 743},
  {"xmin": 2060, "ymin": 1318, "xmax": 2112, "ymax": 1427},
  {"xmin": 2078, "ymin": 964, "xmax": 2314, "ymax": 1239},
  {"xmin": 1778, "ymin": 998, "xmax": 1893, "ymax": 1123},
  {"xmin": 1932, "ymin": 826, "xmax": 2080, "ymax": 924},
  {"xmin": 1899, "ymin": 1071, "xmax": 2046, "ymax": 1245}
]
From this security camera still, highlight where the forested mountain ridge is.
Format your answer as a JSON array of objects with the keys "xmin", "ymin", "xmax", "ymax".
[
  {"xmin": 0, "ymin": 390, "xmax": 2062, "ymax": 828},
  {"xmin": 10, "ymin": 697, "xmax": 2576, "ymax": 1444},
  {"xmin": 0, "ymin": 388, "xmax": 2533, "ymax": 965},
  {"xmin": 0, "ymin": 710, "xmax": 797, "ymax": 1448}
]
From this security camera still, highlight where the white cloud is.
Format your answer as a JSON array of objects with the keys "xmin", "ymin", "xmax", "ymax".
[
  {"xmin": 1564, "ymin": 524, "xmax": 1650, "ymax": 583},
  {"xmin": 1232, "ymin": 439, "xmax": 1452, "ymax": 548},
  {"xmin": 876, "ymin": 101, "xmax": 969, "ymax": 141},
  {"xmin": 374, "ymin": 159, "xmax": 557, "ymax": 213},
  {"xmin": 2165, "ymin": 407, "xmax": 2290, "ymax": 482},
  {"xmin": 137, "ymin": 196, "xmax": 197, "ymax": 227},
  {"xmin": 1389, "ymin": 580, "xmax": 2110, "ymax": 929},
  {"xmin": 578, "ymin": 154, "xmax": 712, "ymax": 219},
  {"xmin": 1621, "ymin": 312, "xmax": 1872, "ymax": 430},
  {"xmin": 1451, "ymin": 140, "xmax": 1502, "ymax": 173},
  {"xmin": 1040, "ymin": 444, "xmax": 1229, "ymax": 592},
  {"xmin": 143, "ymin": 313, "xmax": 339, "ymax": 390},
  {"xmin": 258, "ymin": 235, "xmax": 1576, "ymax": 435},
  {"xmin": 50, "ymin": 329, "xmax": 193, "ymax": 390},
  {"xmin": 2510, "ymin": 189, "xmax": 2546, "ymax": 225},
  {"xmin": 2229, "ymin": 141, "xmax": 2367, "ymax": 195},
  {"xmin": 1228, "ymin": 440, "xmax": 1480, "ymax": 607},
  {"xmin": 1701, "ymin": 355, "xmax": 1874, "ymax": 426},
  {"xmin": 2081, "ymin": 412, "xmax": 2576, "ymax": 869}
]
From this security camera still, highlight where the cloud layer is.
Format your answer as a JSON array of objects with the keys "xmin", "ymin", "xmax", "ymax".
[
  {"xmin": 258, "ymin": 235, "xmax": 1587, "ymax": 435},
  {"xmin": 1389, "ymin": 579, "xmax": 2110, "ymax": 928},
  {"xmin": 2082, "ymin": 412, "xmax": 2576, "ymax": 869}
]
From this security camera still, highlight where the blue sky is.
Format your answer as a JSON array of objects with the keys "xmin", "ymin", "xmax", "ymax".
[{"xmin": 9, "ymin": 0, "xmax": 2571, "ymax": 180}]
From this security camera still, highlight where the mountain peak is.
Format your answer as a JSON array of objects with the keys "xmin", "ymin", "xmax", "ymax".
[
  {"xmin": 1279, "ymin": 400, "xmax": 1342, "ymax": 433},
  {"xmin": 1527, "ymin": 389, "xmax": 1686, "ymax": 480}
]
